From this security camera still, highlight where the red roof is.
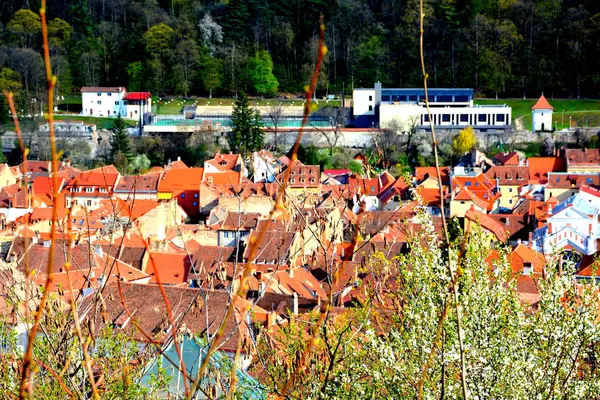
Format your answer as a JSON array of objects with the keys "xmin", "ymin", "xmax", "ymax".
[
  {"xmin": 158, "ymin": 168, "xmax": 204, "ymax": 192},
  {"xmin": 527, "ymin": 157, "xmax": 566, "ymax": 184},
  {"xmin": 531, "ymin": 94, "xmax": 554, "ymax": 110},
  {"xmin": 123, "ymin": 91, "xmax": 151, "ymax": 100}
]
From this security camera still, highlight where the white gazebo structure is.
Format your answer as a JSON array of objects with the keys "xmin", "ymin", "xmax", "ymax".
[{"xmin": 531, "ymin": 94, "xmax": 553, "ymax": 132}]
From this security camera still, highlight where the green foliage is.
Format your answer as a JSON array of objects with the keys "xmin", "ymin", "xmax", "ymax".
[
  {"xmin": 228, "ymin": 92, "xmax": 264, "ymax": 155},
  {"xmin": 257, "ymin": 213, "xmax": 600, "ymax": 398},
  {"xmin": 143, "ymin": 23, "xmax": 175, "ymax": 59},
  {"xmin": 7, "ymin": 9, "xmax": 41, "ymax": 47},
  {"xmin": 201, "ymin": 56, "xmax": 223, "ymax": 98},
  {"xmin": 47, "ymin": 18, "xmax": 73, "ymax": 49},
  {"xmin": 127, "ymin": 62, "xmax": 144, "ymax": 92},
  {"xmin": 129, "ymin": 154, "xmax": 151, "ymax": 174},
  {"xmin": 68, "ymin": 0, "xmax": 93, "ymax": 36},
  {"xmin": 452, "ymin": 126, "xmax": 476, "ymax": 155},
  {"xmin": 247, "ymin": 50, "xmax": 279, "ymax": 97},
  {"xmin": 348, "ymin": 159, "xmax": 364, "ymax": 175},
  {"xmin": 110, "ymin": 117, "xmax": 133, "ymax": 172},
  {"xmin": 0, "ymin": 68, "xmax": 22, "ymax": 94}
]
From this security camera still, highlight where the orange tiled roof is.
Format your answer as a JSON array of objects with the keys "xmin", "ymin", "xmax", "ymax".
[
  {"xmin": 493, "ymin": 151, "xmax": 520, "ymax": 166},
  {"xmin": 528, "ymin": 157, "xmax": 566, "ymax": 183},
  {"xmin": 564, "ymin": 149, "xmax": 600, "ymax": 167},
  {"xmin": 204, "ymin": 170, "xmax": 242, "ymax": 185},
  {"xmin": 485, "ymin": 166, "xmax": 530, "ymax": 186},
  {"xmin": 145, "ymin": 252, "xmax": 192, "ymax": 285},
  {"xmin": 465, "ymin": 207, "xmax": 508, "ymax": 242},
  {"xmin": 415, "ymin": 166, "xmax": 450, "ymax": 184},
  {"xmin": 157, "ymin": 168, "xmax": 204, "ymax": 192},
  {"xmin": 204, "ymin": 153, "xmax": 240, "ymax": 171},
  {"xmin": 531, "ymin": 94, "xmax": 554, "ymax": 110}
]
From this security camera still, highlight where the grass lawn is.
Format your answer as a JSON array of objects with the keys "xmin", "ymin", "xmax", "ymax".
[
  {"xmin": 155, "ymin": 97, "xmax": 342, "ymax": 114},
  {"xmin": 475, "ymin": 99, "xmax": 600, "ymax": 130},
  {"xmin": 52, "ymin": 115, "xmax": 136, "ymax": 130}
]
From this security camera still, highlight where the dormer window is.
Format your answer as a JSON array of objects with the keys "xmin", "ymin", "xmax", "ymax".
[
  {"xmin": 85, "ymin": 187, "xmax": 94, "ymax": 193},
  {"xmin": 99, "ymin": 188, "xmax": 107, "ymax": 193},
  {"xmin": 523, "ymin": 262, "xmax": 532, "ymax": 275}
]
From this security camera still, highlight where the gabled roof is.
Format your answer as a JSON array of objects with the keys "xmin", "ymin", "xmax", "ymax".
[
  {"xmin": 485, "ymin": 166, "xmax": 530, "ymax": 186},
  {"xmin": 455, "ymin": 187, "xmax": 492, "ymax": 210},
  {"xmin": 115, "ymin": 174, "xmax": 160, "ymax": 193},
  {"xmin": 81, "ymin": 86, "xmax": 125, "ymax": 93},
  {"xmin": 204, "ymin": 153, "xmax": 240, "ymax": 172},
  {"xmin": 65, "ymin": 165, "xmax": 119, "ymax": 187},
  {"xmin": 511, "ymin": 244, "xmax": 545, "ymax": 274},
  {"xmin": 145, "ymin": 252, "xmax": 192, "ymax": 285},
  {"xmin": 527, "ymin": 157, "xmax": 566, "ymax": 184},
  {"xmin": 158, "ymin": 168, "xmax": 204, "ymax": 192},
  {"xmin": 415, "ymin": 166, "xmax": 450, "ymax": 185},
  {"xmin": 564, "ymin": 149, "xmax": 600, "ymax": 167},
  {"xmin": 493, "ymin": 151, "xmax": 520, "ymax": 166},
  {"xmin": 465, "ymin": 207, "xmax": 508, "ymax": 242},
  {"xmin": 531, "ymin": 94, "xmax": 554, "ymax": 110},
  {"xmin": 123, "ymin": 91, "xmax": 151, "ymax": 100}
]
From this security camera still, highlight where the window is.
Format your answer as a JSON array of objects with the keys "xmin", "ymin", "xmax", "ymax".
[
  {"xmin": 85, "ymin": 187, "xmax": 93, "ymax": 193},
  {"xmin": 368, "ymin": 105, "xmax": 373, "ymax": 111},
  {"xmin": 475, "ymin": 182, "xmax": 479, "ymax": 186},
  {"xmin": 135, "ymin": 110, "xmax": 138, "ymax": 114},
  {"xmin": 194, "ymin": 193, "xmax": 198, "ymax": 198},
  {"xmin": 181, "ymin": 193, "xmax": 186, "ymax": 198},
  {"xmin": 496, "ymin": 114, "xmax": 505, "ymax": 122},
  {"xmin": 97, "ymin": 93, "xmax": 101, "ymax": 96},
  {"xmin": 509, "ymin": 188, "xmax": 513, "ymax": 193},
  {"xmin": 114, "ymin": 101, "xmax": 119, "ymax": 105},
  {"xmin": 437, "ymin": 95, "xmax": 452, "ymax": 102},
  {"xmin": 368, "ymin": 95, "xmax": 372, "ymax": 101},
  {"xmin": 193, "ymin": 201, "xmax": 197, "ymax": 206},
  {"xmin": 224, "ymin": 231, "xmax": 229, "ymax": 239},
  {"xmin": 465, "ymin": 181, "xmax": 472, "ymax": 187},
  {"xmin": 382, "ymin": 95, "xmax": 390, "ymax": 101},
  {"xmin": 290, "ymin": 179, "xmax": 295, "ymax": 183},
  {"xmin": 460, "ymin": 114, "xmax": 468, "ymax": 122},
  {"xmin": 556, "ymin": 177, "xmax": 560, "ymax": 183},
  {"xmin": 409, "ymin": 95, "xmax": 417, "ymax": 101},
  {"xmin": 97, "ymin": 101, "xmax": 102, "ymax": 105},
  {"xmin": 483, "ymin": 193, "xmax": 488, "ymax": 199},
  {"xmin": 587, "ymin": 178, "xmax": 593, "ymax": 184},
  {"xmin": 99, "ymin": 188, "xmax": 106, "ymax": 193},
  {"xmin": 455, "ymin": 95, "xmax": 469, "ymax": 102},
  {"xmin": 478, "ymin": 114, "xmax": 487, "ymax": 122},
  {"xmin": 509, "ymin": 199, "xmax": 513, "ymax": 204},
  {"xmin": 107, "ymin": 93, "xmax": 112, "ymax": 96},
  {"xmin": 86, "ymin": 200, "xmax": 91, "ymax": 207},
  {"xmin": 442, "ymin": 114, "xmax": 450, "ymax": 122},
  {"xmin": 460, "ymin": 201, "xmax": 465, "ymax": 204}
]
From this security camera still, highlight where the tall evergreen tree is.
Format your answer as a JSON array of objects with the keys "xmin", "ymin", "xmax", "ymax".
[
  {"xmin": 110, "ymin": 117, "xmax": 133, "ymax": 172},
  {"xmin": 229, "ymin": 92, "xmax": 263, "ymax": 155}
]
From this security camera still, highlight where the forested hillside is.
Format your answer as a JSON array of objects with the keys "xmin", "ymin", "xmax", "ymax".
[{"xmin": 1, "ymin": 0, "xmax": 600, "ymax": 105}]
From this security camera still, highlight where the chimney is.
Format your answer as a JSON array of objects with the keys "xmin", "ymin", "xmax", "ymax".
[
  {"xmin": 548, "ymin": 223, "xmax": 553, "ymax": 234},
  {"xmin": 290, "ymin": 292, "xmax": 298, "ymax": 316},
  {"xmin": 528, "ymin": 232, "xmax": 533, "ymax": 248},
  {"xmin": 177, "ymin": 156, "xmax": 181, "ymax": 161}
]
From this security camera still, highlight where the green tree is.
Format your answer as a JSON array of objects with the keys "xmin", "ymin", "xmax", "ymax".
[
  {"xmin": 110, "ymin": 117, "xmax": 133, "ymax": 172},
  {"xmin": 452, "ymin": 126, "xmax": 476, "ymax": 155},
  {"xmin": 7, "ymin": 9, "xmax": 41, "ymax": 48},
  {"xmin": 247, "ymin": 50, "xmax": 278, "ymax": 97},
  {"xmin": 173, "ymin": 40, "xmax": 200, "ymax": 97},
  {"xmin": 348, "ymin": 159, "xmax": 364, "ymax": 175},
  {"xmin": 47, "ymin": 18, "xmax": 73, "ymax": 50},
  {"xmin": 229, "ymin": 92, "xmax": 263, "ymax": 155},
  {"xmin": 201, "ymin": 56, "xmax": 223, "ymax": 98},
  {"xmin": 0, "ymin": 68, "xmax": 22, "ymax": 94},
  {"xmin": 129, "ymin": 154, "xmax": 151, "ymax": 174},
  {"xmin": 127, "ymin": 62, "xmax": 144, "ymax": 92},
  {"xmin": 68, "ymin": 0, "xmax": 93, "ymax": 36},
  {"xmin": 143, "ymin": 23, "xmax": 175, "ymax": 60}
]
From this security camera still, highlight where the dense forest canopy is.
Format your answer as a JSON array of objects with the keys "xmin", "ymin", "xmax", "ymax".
[{"xmin": 0, "ymin": 0, "xmax": 600, "ymax": 104}]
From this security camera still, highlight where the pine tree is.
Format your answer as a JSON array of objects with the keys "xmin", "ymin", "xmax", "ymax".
[
  {"xmin": 110, "ymin": 117, "xmax": 133, "ymax": 172},
  {"xmin": 229, "ymin": 91, "xmax": 264, "ymax": 155},
  {"xmin": 249, "ymin": 110, "xmax": 264, "ymax": 152}
]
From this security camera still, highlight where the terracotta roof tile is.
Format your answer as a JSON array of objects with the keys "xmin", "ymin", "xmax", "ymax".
[{"xmin": 531, "ymin": 94, "xmax": 554, "ymax": 110}]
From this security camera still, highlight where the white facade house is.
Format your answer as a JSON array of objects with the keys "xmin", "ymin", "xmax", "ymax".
[
  {"xmin": 531, "ymin": 94, "xmax": 553, "ymax": 132},
  {"xmin": 81, "ymin": 87, "xmax": 126, "ymax": 117},
  {"xmin": 534, "ymin": 186, "xmax": 600, "ymax": 255},
  {"xmin": 352, "ymin": 83, "xmax": 511, "ymax": 132},
  {"xmin": 81, "ymin": 87, "xmax": 152, "ymax": 119}
]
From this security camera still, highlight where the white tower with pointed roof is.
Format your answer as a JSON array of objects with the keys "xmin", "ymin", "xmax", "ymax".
[{"xmin": 531, "ymin": 94, "xmax": 553, "ymax": 132}]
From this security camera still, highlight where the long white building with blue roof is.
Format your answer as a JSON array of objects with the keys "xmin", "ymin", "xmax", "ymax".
[
  {"xmin": 352, "ymin": 82, "xmax": 512, "ymax": 132},
  {"xmin": 533, "ymin": 186, "xmax": 600, "ymax": 255}
]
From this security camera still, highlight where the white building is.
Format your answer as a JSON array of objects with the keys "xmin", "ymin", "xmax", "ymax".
[
  {"xmin": 533, "ymin": 186, "xmax": 600, "ymax": 255},
  {"xmin": 352, "ymin": 82, "xmax": 511, "ymax": 132},
  {"xmin": 81, "ymin": 87, "xmax": 126, "ymax": 117},
  {"xmin": 531, "ymin": 94, "xmax": 553, "ymax": 132},
  {"xmin": 81, "ymin": 87, "xmax": 152, "ymax": 119}
]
